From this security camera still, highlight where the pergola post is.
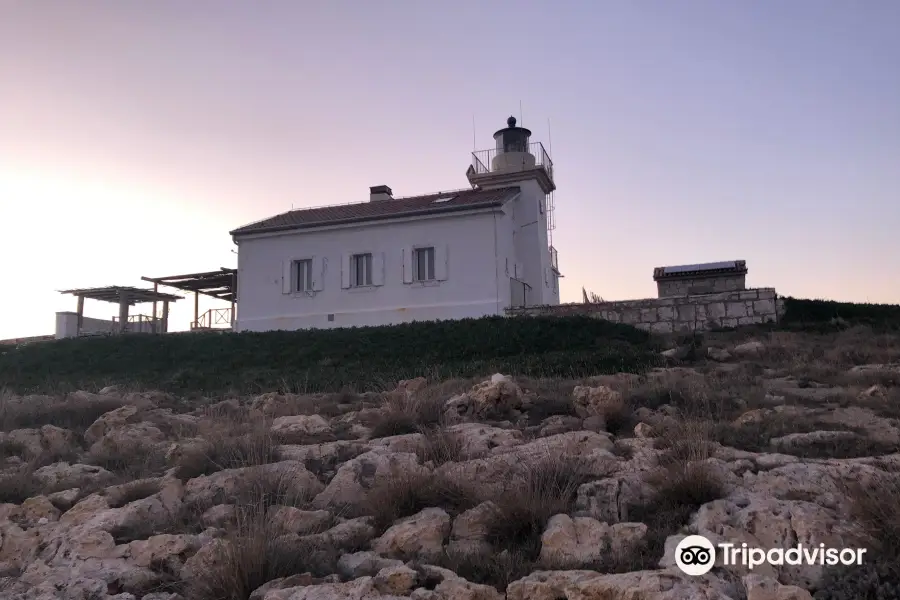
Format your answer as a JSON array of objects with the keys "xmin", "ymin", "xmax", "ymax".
[
  {"xmin": 118, "ymin": 291, "xmax": 130, "ymax": 333},
  {"xmin": 162, "ymin": 300, "xmax": 170, "ymax": 333},
  {"xmin": 76, "ymin": 295, "xmax": 85, "ymax": 334},
  {"xmin": 230, "ymin": 271, "xmax": 237, "ymax": 327},
  {"xmin": 152, "ymin": 282, "xmax": 159, "ymax": 333}
]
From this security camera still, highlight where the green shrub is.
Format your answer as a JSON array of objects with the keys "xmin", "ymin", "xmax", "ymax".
[
  {"xmin": 0, "ymin": 316, "xmax": 662, "ymax": 394},
  {"xmin": 781, "ymin": 297, "xmax": 900, "ymax": 331}
]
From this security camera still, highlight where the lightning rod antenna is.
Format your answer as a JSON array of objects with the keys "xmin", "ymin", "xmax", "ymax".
[{"xmin": 548, "ymin": 117, "xmax": 553, "ymax": 157}]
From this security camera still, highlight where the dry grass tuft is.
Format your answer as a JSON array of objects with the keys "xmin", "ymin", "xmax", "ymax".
[
  {"xmin": 0, "ymin": 393, "xmax": 125, "ymax": 433},
  {"xmin": 0, "ymin": 438, "xmax": 28, "ymax": 462},
  {"xmin": 369, "ymin": 388, "xmax": 448, "ymax": 439},
  {"xmin": 0, "ymin": 468, "xmax": 43, "ymax": 504},
  {"xmin": 86, "ymin": 439, "xmax": 168, "ymax": 481},
  {"xmin": 175, "ymin": 423, "xmax": 281, "ymax": 480},
  {"xmin": 623, "ymin": 458, "xmax": 726, "ymax": 570},
  {"xmin": 183, "ymin": 495, "xmax": 342, "ymax": 600},
  {"xmin": 229, "ymin": 465, "xmax": 317, "ymax": 510},
  {"xmin": 361, "ymin": 470, "xmax": 479, "ymax": 533},
  {"xmin": 104, "ymin": 479, "xmax": 164, "ymax": 508},
  {"xmin": 485, "ymin": 453, "xmax": 594, "ymax": 553},
  {"xmin": 435, "ymin": 453, "xmax": 596, "ymax": 590},
  {"xmin": 842, "ymin": 472, "xmax": 900, "ymax": 557},
  {"xmin": 416, "ymin": 427, "xmax": 469, "ymax": 466},
  {"xmin": 517, "ymin": 378, "xmax": 581, "ymax": 424},
  {"xmin": 653, "ymin": 419, "xmax": 717, "ymax": 465},
  {"xmin": 438, "ymin": 547, "xmax": 538, "ymax": 592}
]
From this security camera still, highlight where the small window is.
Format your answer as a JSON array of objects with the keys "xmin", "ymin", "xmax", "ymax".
[
  {"xmin": 295, "ymin": 259, "xmax": 313, "ymax": 292},
  {"xmin": 352, "ymin": 253, "xmax": 373, "ymax": 287},
  {"xmin": 413, "ymin": 247, "xmax": 435, "ymax": 281}
]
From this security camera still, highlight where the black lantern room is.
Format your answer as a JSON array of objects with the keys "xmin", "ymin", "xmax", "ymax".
[{"xmin": 493, "ymin": 116, "xmax": 532, "ymax": 155}]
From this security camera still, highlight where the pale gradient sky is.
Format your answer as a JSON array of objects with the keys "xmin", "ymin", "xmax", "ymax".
[{"xmin": 1, "ymin": 1, "xmax": 898, "ymax": 340}]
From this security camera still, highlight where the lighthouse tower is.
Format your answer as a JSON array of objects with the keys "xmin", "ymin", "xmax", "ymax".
[{"xmin": 466, "ymin": 116, "xmax": 561, "ymax": 306}]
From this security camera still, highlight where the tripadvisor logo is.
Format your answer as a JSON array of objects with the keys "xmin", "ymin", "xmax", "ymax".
[
  {"xmin": 675, "ymin": 535, "xmax": 717, "ymax": 576},
  {"xmin": 674, "ymin": 535, "xmax": 868, "ymax": 576}
]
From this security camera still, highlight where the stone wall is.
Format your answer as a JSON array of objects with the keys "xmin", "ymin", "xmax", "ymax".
[
  {"xmin": 656, "ymin": 274, "xmax": 746, "ymax": 298},
  {"xmin": 55, "ymin": 312, "xmax": 160, "ymax": 339},
  {"xmin": 507, "ymin": 288, "xmax": 784, "ymax": 334}
]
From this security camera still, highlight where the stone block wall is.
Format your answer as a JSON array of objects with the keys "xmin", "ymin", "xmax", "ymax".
[
  {"xmin": 55, "ymin": 312, "xmax": 161, "ymax": 339},
  {"xmin": 656, "ymin": 274, "xmax": 746, "ymax": 298},
  {"xmin": 507, "ymin": 288, "xmax": 784, "ymax": 334}
]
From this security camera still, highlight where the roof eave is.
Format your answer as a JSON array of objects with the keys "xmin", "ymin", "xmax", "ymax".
[
  {"xmin": 653, "ymin": 268, "xmax": 748, "ymax": 281},
  {"xmin": 230, "ymin": 199, "xmax": 509, "ymax": 238}
]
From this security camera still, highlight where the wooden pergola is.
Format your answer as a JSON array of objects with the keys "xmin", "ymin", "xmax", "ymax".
[
  {"xmin": 142, "ymin": 268, "xmax": 237, "ymax": 328},
  {"xmin": 59, "ymin": 286, "xmax": 182, "ymax": 334}
]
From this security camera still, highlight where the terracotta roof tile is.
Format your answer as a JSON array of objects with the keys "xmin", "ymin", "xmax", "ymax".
[{"xmin": 230, "ymin": 186, "xmax": 520, "ymax": 236}]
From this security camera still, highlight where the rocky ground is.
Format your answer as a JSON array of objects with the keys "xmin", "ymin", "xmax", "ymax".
[{"xmin": 1, "ymin": 327, "xmax": 899, "ymax": 600}]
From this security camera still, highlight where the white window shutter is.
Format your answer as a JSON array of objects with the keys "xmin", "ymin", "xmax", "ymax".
[
  {"xmin": 282, "ymin": 260, "xmax": 293, "ymax": 294},
  {"xmin": 402, "ymin": 248, "xmax": 413, "ymax": 283},
  {"xmin": 372, "ymin": 252, "xmax": 385, "ymax": 286},
  {"xmin": 311, "ymin": 256, "xmax": 322, "ymax": 291},
  {"xmin": 435, "ymin": 244, "xmax": 448, "ymax": 281},
  {"xmin": 341, "ymin": 254, "xmax": 351, "ymax": 289}
]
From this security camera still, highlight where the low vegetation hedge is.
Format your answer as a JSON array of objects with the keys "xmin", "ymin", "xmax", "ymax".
[
  {"xmin": 0, "ymin": 316, "xmax": 664, "ymax": 395},
  {"xmin": 781, "ymin": 297, "xmax": 900, "ymax": 331}
]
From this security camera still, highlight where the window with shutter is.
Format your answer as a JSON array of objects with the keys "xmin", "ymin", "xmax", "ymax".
[
  {"xmin": 413, "ymin": 247, "xmax": 436, "ymax": 281},
  {"xmin": 351, "ymin": 253, "xmax": 373, "ymax": 287},
  {"xmin": 295, "ymin": 259, "xmax": 313, "ymax": 292}
]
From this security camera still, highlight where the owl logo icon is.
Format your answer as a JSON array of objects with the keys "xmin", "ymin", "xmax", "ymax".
[{"xmin": 675, "ymin": 535, "xmax": 716, "ymax": 576}]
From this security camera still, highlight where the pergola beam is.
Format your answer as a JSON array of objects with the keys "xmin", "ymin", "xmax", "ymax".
[
  {"xmin": 142, "ymin": 267, "xmax": 236, "ymax": 303},
  {"xmin": 59, "ymin": 286, "xmax": 182, "ymax": 336},
  {"xmin": 59, "ymin": 286, "xmax": 182, "ymax": 304}
]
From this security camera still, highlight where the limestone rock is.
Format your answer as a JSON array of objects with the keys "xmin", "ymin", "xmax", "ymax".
[
  {"xmin": 743, "ymin": 573, "xmax": 814, "ymax": 600},
  {"xmin": 267, "ymin": 506, "xmax": 332, "ymax": 535},
  {"xmin": 33, "ymin": 462, "xmax": 115, "ymax": 491},
  {"xmin": 312, "ymin": 451, "xmax": 425, "ymax": 509},
  {"xmin": 271, "ymin": 414, "xmax": 332, "ymax": 437},
  {"xmin": 337, "ymin": 551, "xmax": 404, "ymax": 579},
  {"xmin": 693, "ymin": 495, "xmax": 852, "ymax": 587},
  {"xmin": 572, "ymin": 385, "xmax": 623, "ymax": 419},
  {"xmin": 770, "ymin": 430, "xmax": 861, "ymax": 453},
  {"xmin": 734, "ymin": 340, "xmax": 766, "ymax": 357},
  {"xmin": 374, "ymin": 564, "xmax": 418, "ymax": 595},
  {"xmin": 447, "ymin": 501, "xmax": 498, "ymax": 557},
  {"xmin": 506, "ymin": 569, "xmax": 740, "ymax": 600},
  {"xmin": 372, "ymin": 507, "xmax": 451, "ymax": 561},
  {"xmin": 708, "ymin": 347, "xmax": 733, "ymax": 362},
  {"xmin": 301, "ymin": 516, "xmax": 375, "ymax": 549},
  {"xmin": 84, "ymin": 405, "xmax": 142, "ymax": 444},
  {"xmin": 396, "ymin": 377, "xmax": 428, "ymax": 395},
  {"xmin": 259, "ymin": 575, "xmax": 406, "ymax": 600},
  {"xmin": 184, "ymin": 460, "xmax": 323, "ymax": 506},
  {"xmin": 445, "ymin": 374, "xmax": 523, "ymax": 420},
  {"xmin": 539, "ymin": 514, "xmax": 647, "ymax": 568},
  {"xmin": 431, "ymin": 577, "xmax": 504, "ymax": 600}
]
